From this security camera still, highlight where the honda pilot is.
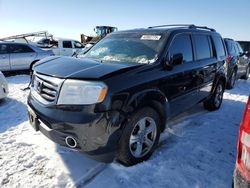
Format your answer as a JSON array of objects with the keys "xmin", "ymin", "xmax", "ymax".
[{"xmin": 27, "ymin": 25, "xmax": 227, "ymax": 166}]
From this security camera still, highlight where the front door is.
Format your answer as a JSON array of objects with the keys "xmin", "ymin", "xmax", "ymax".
[
  {"xmin": 61, "ymin": 41, "xmax": 74, "ymax": 56},
  {"xmin": 161, "ymin": 33, "xmax": 200, "ymax": 117}
]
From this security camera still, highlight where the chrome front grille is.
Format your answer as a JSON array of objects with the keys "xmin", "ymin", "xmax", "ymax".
[{"xmin": 31, "ymin": 73, "xmax": 64, "ymax": 105}]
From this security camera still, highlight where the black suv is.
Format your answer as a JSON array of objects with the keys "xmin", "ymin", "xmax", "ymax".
[
  {"xmin": 27, "ymin": 25, "xmax": 227, "ymax": 166},
  {"xmin": 224, "ymin": 38, "xmax": 249, "ymax": 89}
]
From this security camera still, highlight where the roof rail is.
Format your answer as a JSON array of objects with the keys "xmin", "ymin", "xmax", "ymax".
[
  {"xmin": 189, "ymin": 25, "xmax": 216, "ymax": 32},
  {"xmin": 0, "ymin": 31, "xmax": 53, "ymax": 43},
  {"xmin": 148, "ymin": 24, "xmax": 216, "ymax": 32}
]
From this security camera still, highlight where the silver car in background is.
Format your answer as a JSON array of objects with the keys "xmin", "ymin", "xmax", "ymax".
[
  {"xmin": 0, "ymin": 71, "xmax": 8, "ymax": 99},
  {"xmin": 0, "ymin": 42, "xmax": 54, "ymax": 71}
]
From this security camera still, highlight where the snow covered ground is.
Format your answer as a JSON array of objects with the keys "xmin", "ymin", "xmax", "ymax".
[{"xmin": 0, "ymin": 74, "xmax": 249, "ymax": 188}]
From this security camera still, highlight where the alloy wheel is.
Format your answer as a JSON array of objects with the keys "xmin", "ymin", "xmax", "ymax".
[
  {"xmin": 215, "ymin": 84, "xmax": 223, "ymax": 107},
  {"xmin": 129, "ymin": 117, "xmax": 157, "ymax": 158}
]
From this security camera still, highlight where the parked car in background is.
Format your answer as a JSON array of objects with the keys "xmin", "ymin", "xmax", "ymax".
[
  {"xmin": 36, "ymin": 38, "xmax": 84, "ymax": 56},
  {"xmin": 234, "ymin": 96, "xmax": 250, "ymax": 187},
  {"xmin": 224, "ymin": 38, "xmax": 250, "ymax": 89},
  {"xmin": 0, "ymin": 42, "xmax": 54, "ymax": 71},
  {"xmin": 27, "ymin": 25, "xmax": 227, "ymax": 166},
  {"xmin": 238, "ymin": 41, "xmax": 250, "ymax": 58},
  {"xmin": 0, "ymin": 71, "xmax": 8, "ymax": 100}
]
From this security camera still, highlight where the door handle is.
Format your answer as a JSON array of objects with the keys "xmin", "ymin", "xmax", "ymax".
[
  {"xmin": 1, "ymin": 56, "xmax": 6, "ymax": 59},
  {"xmin": 178, "ymin": 86, "xmax": 186, "ymax": 91}
]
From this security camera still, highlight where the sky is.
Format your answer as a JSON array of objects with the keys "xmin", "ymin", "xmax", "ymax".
[{"xmin": 0, "ymin": 0, "xmax": 249, "ymax": 41}]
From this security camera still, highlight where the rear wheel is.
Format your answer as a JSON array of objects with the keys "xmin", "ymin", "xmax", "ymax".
[
  {"xmin": 117, "ymin": 107, "xmax": 160, "ymax": 166},
  {"xmin": 242, "ymin": 65, "xmax": 249, "ymax": 80},
  {"xmin": 203, "ymin": 80, "xmax": 224, "ymax": 111},
  {"xmin": 226, "ymin": 69, "xmax": 237, "ymax": 89}
]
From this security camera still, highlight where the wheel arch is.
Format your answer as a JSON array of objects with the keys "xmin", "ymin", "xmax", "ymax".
[
  {"xmin": 213, "ymin": 73, "xmax": 227, "ymax": 92},
  {"xmin": 123, "ymin": 89, "xmax": 170, "ymax": 132},
  {"xmin": 29, "ymin": 59, "xmax": 40, "ymax": 70}
]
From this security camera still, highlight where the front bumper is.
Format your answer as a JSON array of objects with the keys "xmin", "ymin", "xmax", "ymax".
[
  {"xmin": 27, "ymin": 94, "xmax": 123, "ymax": 162},
  {"xmin": 234, "ymin": 168, "xmax": 250, "ymax": 188}
]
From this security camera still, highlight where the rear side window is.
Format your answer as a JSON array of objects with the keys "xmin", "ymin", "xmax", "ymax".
[
  {"xmin": 212, "ymin": 36, "xmax": 226, "ymax": 59},
  {"xmin": 0, "ymin": 44, "xmax": 8, "ymax": 54},
  {"xmin": 169, "ymin": 34, "xmax": 193, "ymax": 63},
  {"xmin": 9, "ymin": 44, "xmax": 34, "ymax": 53},
  {"xmin": 235, "ymin": 42, "xmax": 243, "ymax": 54},
  {"xmin": 63, "ymin": 41, "xmax": 72, "ymax": 48},
  {"xmin": 193, "ymin": 35, "xmax": 211, "ymax": 60}
]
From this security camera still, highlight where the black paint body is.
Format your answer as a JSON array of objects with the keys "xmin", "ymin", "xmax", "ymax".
[{"xmin": 28, "ymin": 27, "xmax": 227, "ymax": 162}]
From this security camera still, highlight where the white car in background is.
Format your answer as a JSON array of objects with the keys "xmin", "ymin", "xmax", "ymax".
[
  {"xmin": 0, "ymin": 71, "xmax": 8, "ymax": 99},
  {"xmin": 36, "ymin": 38, "xmax": 84, "ymax": 56},
  {"xmin": 0, "ymin": 42, "xmax": 54, "ymax": 71}
]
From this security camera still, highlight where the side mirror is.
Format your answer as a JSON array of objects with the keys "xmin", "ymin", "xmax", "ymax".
[
  {"xmin": 245, "ymin": 51, "xmax": 250, "ymax": 57},
  {"xmin": 170, "ymin": 53, "xmax": 183, "ymax": 65},
  {"xmin": 163, "ymin": 53, "xmax": 183, "ymax": 70}
]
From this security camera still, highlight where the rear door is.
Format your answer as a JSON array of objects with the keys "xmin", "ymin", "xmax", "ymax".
[
  {"xmin": 9, "ymin": 44, "xmax": 37, "ymax": 70},
  {"xmin": 0, "ymin": 43, "xmax": 10, "ymax": 71},
  {"xmin": 192, "ymin": 34, "xmax": 217, "ymax": 101}
]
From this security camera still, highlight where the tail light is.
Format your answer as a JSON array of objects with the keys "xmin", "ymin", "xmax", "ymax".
[{"xmin": 236, "ymin": 96, "xmax": 250, "ymax": 180}]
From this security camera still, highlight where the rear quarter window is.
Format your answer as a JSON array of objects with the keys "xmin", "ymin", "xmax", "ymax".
[
  {"xmin": 193, "ymin": 34, "xmax": 212, "ymax": 60},
  {"xmin": 212, "ymin": 36, "xmax": 226, "ymax": 59}
]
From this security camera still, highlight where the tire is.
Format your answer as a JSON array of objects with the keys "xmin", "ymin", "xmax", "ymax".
[
  {"xmin": 117, "ymin": 107, "xmax": 161, "ymax": 166},
  {"xmin": 203, "ymin": 80, "xmax": 224, "ymax": 111},
  {"xmin": 226, "ymin": 69, "xmax": 237, "ymax": 89},
  {"xmin": 242, "ymin": 65, "xmax": 249, "ymax": 80}
]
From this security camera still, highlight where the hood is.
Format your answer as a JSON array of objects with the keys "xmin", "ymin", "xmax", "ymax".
[{"xmin": 34, "ymin": 56, "xmax": 143, "ymax": 79}]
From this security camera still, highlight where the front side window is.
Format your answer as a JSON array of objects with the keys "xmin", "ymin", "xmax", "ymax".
[
  {"xmin": 194, "ymin": 35, "xmax": 211, "ymax": 60},
  {"xmin": 85, "ymin": 32, "xmax": 167, "ymax": 64},
  {"xmin": 63, "ymin": 41, "xmax": 72, "ymax": 48},
  {"xmin": 9, "ymin": 44, "xmax": 34, "ymax": 53},
  {"xmin": 168, "ymin": 34, "xmax": 193, "ymax": 63},
  {"xmin": 235, "ymin": 42, "xmax": 243, "ymax": 54}
]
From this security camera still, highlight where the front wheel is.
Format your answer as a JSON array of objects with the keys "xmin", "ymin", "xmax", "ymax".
[
  {"xmin": 117, "ymin": 107, "xmax": 160, "ymax": 166},
  {"xmin": 203, "ymin": 80, "xmax": 224, "ymax": 111}
]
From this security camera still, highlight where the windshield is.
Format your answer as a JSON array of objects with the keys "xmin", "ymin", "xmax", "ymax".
[{"xmin": 84, "ymin": 32, "xmax": 167, "ymax": 64}]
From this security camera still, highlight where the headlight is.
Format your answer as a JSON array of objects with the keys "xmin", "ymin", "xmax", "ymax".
[{"xmin": 57, "ymin": 80, "xmax": 108, "ymax": 105}]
